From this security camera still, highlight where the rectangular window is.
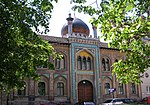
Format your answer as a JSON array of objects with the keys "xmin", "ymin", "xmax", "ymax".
[
  {"xmin": 146, "ymin": 86, "xmax": 148, "ymax": 92},
  {"xmin": 104, "ymin": 83, "xmax": 110, "ymax": 94},
  {"xmin": 118, "ymin": 83, "xmax": 124, "ymax": 94},
  {"xmin": 131, "ymin": 83, "xmax": 136, "ymax": 94},
  {"xmin": 57, "ymin": 82, "xmax": 64, "ymax": 96}
]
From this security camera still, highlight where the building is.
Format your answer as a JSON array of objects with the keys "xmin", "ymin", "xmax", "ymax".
[
  {"xmin": 141, "ymin": 38, "xmax": 150, "ymax": 99},
  {"xmin": 0, "ymin": 14, "xmax": 142, "ymax": 105},
  {"xmin": 141, "ymin": 67, "xmax": 150, "ymax": 98}
]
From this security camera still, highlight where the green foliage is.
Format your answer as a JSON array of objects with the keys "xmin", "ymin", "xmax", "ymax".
[
  {"xmin": 0, "ymin": 0, "xmax": 58, "ymax": 92},
  {"xmin": 73, "ymin": 0, "xmax": 150, "ymax": 83}
]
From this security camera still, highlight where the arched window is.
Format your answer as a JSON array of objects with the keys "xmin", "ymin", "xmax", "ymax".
[
  {"xmin": 57, "ymin": 82, "xmax": 64, "ymax": 96},
  {"xmin": 131, "ymin": 83, "xmax": 136, "ymax": 94},
  {"xmin": 106, "ymin": 59, "xmax": 110, "ymax": 71},
  {"xmin": 77, "ymin": 56, "xmax": 82, "ymax": 70},
  {"xmin": 104, "ymin": 83, "xmax": 110, "ymax": 94},
  {"xmin": 82, "ymin": 57, "xmax": 87, "ymax": 70},
  {"xmin": 18, "ymin": 82, "xmax": 26, "ymax": 96},
  {"xmin": 102, "ymin": 58, "xmax": 106, "ymax": 71},
  {"xmin": 87, "ymin": 57, "xmax": 91, "ymax": 70},
  {"xmin": 38, "ymin": 82, "xmax": 45, "ymax": 95},
  {"xmin": 118, "ymin": 83, "xmax": 124, "ymax": 94}
]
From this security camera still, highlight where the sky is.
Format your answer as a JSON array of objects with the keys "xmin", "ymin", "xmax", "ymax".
[{"xmin": 48, "ymin": 0, "xmax": 94, "ymax": 37}]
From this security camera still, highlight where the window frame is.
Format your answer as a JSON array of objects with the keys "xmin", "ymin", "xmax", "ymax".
[{"xmin": 57, "ymin": 82, "xmax": 64, "ymax": 96}]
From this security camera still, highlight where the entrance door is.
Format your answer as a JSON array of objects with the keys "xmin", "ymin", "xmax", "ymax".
[{"xmin": 78, "ymin": 80, "xmax": 93, "ymax": 103}]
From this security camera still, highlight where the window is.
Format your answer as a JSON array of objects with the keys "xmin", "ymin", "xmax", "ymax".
[
  {"xmin": 77, "ymin": 55, "xmax": 93, "ymax": 70},
  {"xmin": 118, "ymin": 83, "xmax": 124, "ymax": 94},
  {"xmin": 102, "ymin": 58, "xmax": 111, "ymax": 71},
  {"xmin": 55, "ymin": 55, "xmax": 65, "ymax": 69},
  {"xmin": 57, "ymin": 82, "xmax": 64, "ymax": 96},
  {"xmin": 82, "ymin": 57, "xmax": 87, "ymax": 70},
  {"xmin": 55, "ymin": 58, "xmax": 60, "ymax": 69},
  {"xmin": 18, "ymin": 82, "xmax": 26, "ymax": 96},
  {"xmin": 38, "ymin": 82, "xmax": 46, "ymax": 95},
  {"xmin": 104, "ymin": 83, "xmax": 110, "ymax": 94},
  {"xmin": 131, "ymin": 83, "xmax": 136, "ymax": 94},
  {"xmin": 146, "ymin": 86, "xmax": 150, "ymax": 93},
  {"xmin": 60, "ymin": 56, "xmax": 65, "ymax": 69},
  {"xmin": 106, "ymin": 59, "xmax": 110, "ymax": 71},
  {"xmin": 87, "ymin": 57, "xmax": 91, "ymax": 70},
  {"xmin": 77, "ymin": 56, "xmax": 82, "ymax": 70},
  {"xmin": 102, "ymin": 58, "xmax": 106, "ymax": 71}
]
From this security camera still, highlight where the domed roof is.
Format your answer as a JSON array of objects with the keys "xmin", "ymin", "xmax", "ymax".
[{"xmin": 61, "ymin": 18, "xmax": 90, "ymax": 37}]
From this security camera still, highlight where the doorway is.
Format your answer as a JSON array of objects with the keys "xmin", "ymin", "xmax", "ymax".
[{"xmin": 78, "ymin": 80, "xmax": 93, "ymax": 103}]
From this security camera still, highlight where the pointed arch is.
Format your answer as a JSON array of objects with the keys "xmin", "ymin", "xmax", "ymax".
[
  {"xmin": 35, "ymin": 75, "xmax": 48, "ymax": 96},
  {"xmin": 76, "ymin": 49, "xmax": 94, "ymax": 71},
  {"xmin": 78, "ymin": 80, "xmax": 93, "ymax": 102},
  {"xmin": 103, "ymin": 76, "xmax": 112, "ymax": 94},
  {"xmin": 54, "ymin": 76, "xmax": 67, "ymax": 97}
]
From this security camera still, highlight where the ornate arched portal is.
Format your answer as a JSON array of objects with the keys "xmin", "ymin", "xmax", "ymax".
[{"xmin": 78, "ymin": 80, "xmax": 93, "ymax": 103}]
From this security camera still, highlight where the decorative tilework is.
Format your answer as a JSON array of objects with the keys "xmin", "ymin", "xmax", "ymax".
[
  {"xmin": 76, "ymin": 71, "xmax": 94, "ymax": 75},
  {"xmin": 102, "ymin": 76, "xmax": 112, "ymax": 80},
  {"xmin": 62, "ymin": 74, "xmax": 67, "ymax": 79},
  {"xmin": 43, "ymin": 74, "xmax": 50, "ymax": 78},
  {"xmin": 54, "ymin": 74, "xmax": 67, "ymax": 79},
  {"xmin": 71, "ymin": 43, "xmax": 101, "ymax": 101},
  {"xmin": 54, "ymin": 74, "xmax": 59, "ymax": 78}
]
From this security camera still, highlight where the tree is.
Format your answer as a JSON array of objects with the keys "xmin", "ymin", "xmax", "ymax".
[
  {"xmin": 73, "ymin": 0, "xmax": 150, "ymax": 83},
  {"xmin": 0, "ymin": 0, "xmax": 58, "ymax": 92}
]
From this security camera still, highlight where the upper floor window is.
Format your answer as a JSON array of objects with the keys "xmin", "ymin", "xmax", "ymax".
[
  {"xmin": 131, "ymin": 83, "xmax": 136, "ymax": 94},
  {"xmin": 118, "ymin": 83, "xmax": 124, "ymax": 94},
  {"xmin": 83, "ymin": 57, "xmax": 87, "ymax": 70},
  {"xmin": 77, "ymin": 56, "xmax": 82, "ymax": 70},
  {"xmin": 106, "ymin": 59, "xmax": 110, "ymax": 71},
  {"xmin": 38, "ymin": 82, "xmax": 46, "ymax": 96},
  {"xmin": 102, "ymin": 58, "xmax": 111, "ymax": 71},
  {"xmin": 55, "ymin": 58, "xmax": 60, "ymax": 69},
  {"xmin": 55, "ymin": 55, "xmax": 65, "ymax": 70},
  {"xmin": 102, "ymin": 58, "xmax": 106, "ymax": 71},
  {"xmin": 87, "ymin": 57, "xmax": 91, "ymax": 70},
  {"xmin": 57, "ymin": 82, "xmax": 64, "ymax": 96},
  {"xmin": 104, "ymin": 83, "xmax": 110, "ymax": 94},
  {"xmin": 77, "ymin": 56, "xmax": 93, "ymax": 70}
]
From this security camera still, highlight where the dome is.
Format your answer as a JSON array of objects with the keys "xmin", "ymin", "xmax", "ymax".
[{"xmin": 61, "ymin": 18, "xmax": 90, "ymax": 37}]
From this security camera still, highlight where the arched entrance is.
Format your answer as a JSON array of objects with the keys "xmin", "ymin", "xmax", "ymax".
[{"xmin": 78, "ymin": 80, "xmax": 93, "ymax": 103}]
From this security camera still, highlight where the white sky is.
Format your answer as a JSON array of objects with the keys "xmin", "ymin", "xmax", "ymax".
[{"xmin": 48, "ymin": 0, "xmax": 94, "ymax": 37}]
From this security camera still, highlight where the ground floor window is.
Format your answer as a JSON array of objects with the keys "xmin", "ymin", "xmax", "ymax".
[{"xmin": 57, "ymin": 82, "xmax": 64, "ymax": 96}]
